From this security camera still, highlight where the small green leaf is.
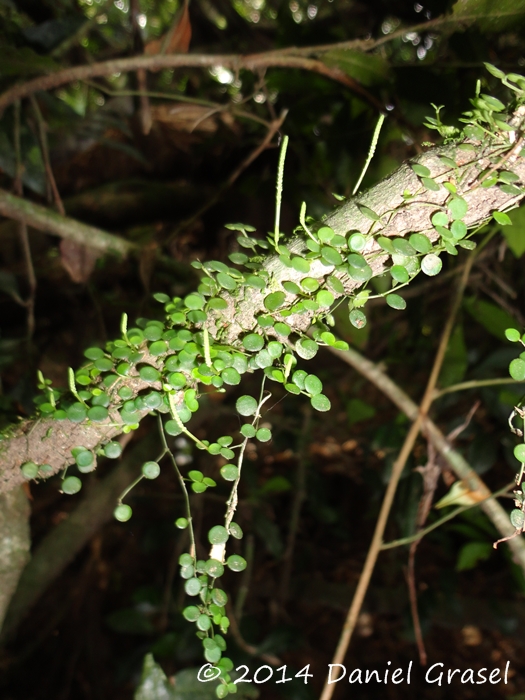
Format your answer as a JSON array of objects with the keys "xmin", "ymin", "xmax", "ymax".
[
  {"xmin": 358, "ymin": 204, "xmax": 380, "ymax": 221},
  {"xmin": 241, "ymin": 424, "xmax": 256, "ymax": 438},
  {"xmin": 421, "ymin": 254, "xmax": 442, "ymax": 276},
  {"xmin": 208, "ymin": 525, "xmax": 229, "ymax": 545},
  {"xmin": 451, "ymin": 220, "xmax": 467, "ymax": 239},
  {"xmin": 493, "ymin": 210, "xmax": 512, "ymax": 226},
  {"xmin": 349, "ymin": 233, "xmax": 366, "ymax": 251},
  {"xmin": 316, "ymin": 289, "xmax": 335, "ymax": 307},
  {"xmin": 304, "ymin": 374, "xmax": 323, "ymax": 396},
  {"xmin": 264, "ymin": 291, "xmax": 286, "ymax": 311},
  {"xmin": 386, "ymin": 294, "xmax": 407, "ymax": 310},
  {"xmin": 256, "ymin": 427, "xmax": 272, "ymax": 442},
  {"xmin": 411, "ymin": 163, "xmax": 431, "ymax": 177},
  {"xmin": 227, "ymin": 554, "xmax": 247, "ymax": 572},
  {"xmin": 505, "ymin": 328, "xmax": 521, "ymax": 342},
  {"xmin": 317, "ymin": 226, "xmax": 335, "ymax": 243},
  {"xmin": 236, "ymin": 395, "xmax": 258, "ymax": 416},
  {"xmin": 301, "ymin": 277, "xmax": 320, "ymax": 292},
  {"xmin": 392, "ymin": 238, "xmax": 416, "ymax": 257},
  {"xmin": 321, "ymin": 246, "xmax": 343, "ymax": 266},
  {"xmin": 291, "ymin": 256, "xmax": 310, "ymax": 273},
  {"xmin": 422, "ymin": 177, "xmax": 440, "ymax": 191},
  {"xmin": 390, "ymin": 265, "xmax": 409, "ymax": 284},
  {"xmin": 431, "ymin": 212, "xmax": 449, "ymax": 227},
  {"xmin": 311, "ymin": 394, "xmax": 331, "ymax": 411},
  {"xmin": 282, "ymin": 281, "xmax": 301, "ymax": 295},
  {"xmin": 114, "ymin": 504, "xmax": 132, "ymax": 521},
  {"xmin": 448, "ymin": 197, "xmax": 468, "ymax": 220},
  {"xmin": 62, "ymin": 476, "xmax": 82, "ymax": 495},
  {"xmin": 221, "ymin": 464, "xmax": 239, "ymax": 480},
  {"xmin": 242, "ymin": 333, "xmax": 264, "ymax": 352},
  {"xmin": 510, "ymin": 358, "xmax": 525, "ymax": 381},
  {"xmin": 296, "ymin": 337, "xmax": 319, "ymax": 360},
  {"xmin": 349, "ymin": 309, "xmax": 367, "ymax": 328}
]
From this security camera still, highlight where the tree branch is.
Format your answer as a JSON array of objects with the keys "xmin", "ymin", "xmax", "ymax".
[{"xmin": 0, "ymin": 188, "xmax": 137, "ymax": 256}]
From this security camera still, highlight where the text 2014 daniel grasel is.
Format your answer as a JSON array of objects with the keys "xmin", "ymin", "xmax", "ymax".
[{"xmin": 198, "ymin": 661, "xmax": 512, "ymax": 686}]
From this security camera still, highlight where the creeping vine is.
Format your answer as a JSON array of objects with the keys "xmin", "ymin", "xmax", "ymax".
[{"xmin": 9, "ymin": 64, "xmax": 525, "ymax": 696}]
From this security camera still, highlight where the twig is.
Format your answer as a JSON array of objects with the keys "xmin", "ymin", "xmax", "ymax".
[
  {"xmin": 29, "ymin": 96, "xmax": 65, "ymax": 215},
  {"xmin": 0, "ymin": 53, "xmax": 380, "ymax": 115},
  {"xmin": 0, "ymin": 188, "xmax": 136, "ymax": 256},
  {"xmin": 381, "ymin": 482, "xmax": 514, "ymax": 550},
  {"xmin": 434, "ymin": 376, "xmax": 522, "ymax": 398},
  {"xmin": 13, "ymin": 101, "xmax": 37, "ymax": 341},
  {"xmin": 319, "ymin": 254, "xmax": 475, "ymax": 700}
]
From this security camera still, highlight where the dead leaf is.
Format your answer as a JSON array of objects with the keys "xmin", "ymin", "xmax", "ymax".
[{"xmin": 145, "ymin": 0, "xmax": 191, "ymax": 55}]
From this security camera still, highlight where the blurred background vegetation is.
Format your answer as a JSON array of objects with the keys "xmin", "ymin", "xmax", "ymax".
[{"xmin": 2, "ymin": 0, "xmax": 525, "ymax": 698}]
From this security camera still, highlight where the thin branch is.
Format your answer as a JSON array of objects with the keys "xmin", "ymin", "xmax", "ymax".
[
  {"xmin": 13, "ymin": 101, "xmax": 37, "ymax": 341},
  {"xmin": 0, "ymin": 188, "xmax": 137, "ymax": 256},
  {"xmin": 435, "ymin": 376, "xmax": 522, "ymax": 398},
  {"xmin": 381, "ymin": 482, "xmax": 514, "ymax": 550},
  {"xmin": 29, "ymin": 96, "xmax": 66, "ymax": 215},
  {"xmin": 319, "ymin": 254, "xmax": 475, "ymax": 700},
  {"xmin": 0, "ymin": 53, "xmax": 381, "ymax": 115}
]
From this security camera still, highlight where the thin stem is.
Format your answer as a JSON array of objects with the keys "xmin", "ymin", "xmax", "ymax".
[
  {"xmin": 167, "ymin": 392, "xmax": 207, "ymax": 449},
  {"xmin": 158, "ymin": 414, "xmax": 196, "ymax": 559},
  {"xmin": 319, "ymin": 254, "xmax": 475, "ymax": 700},
  {"xmin": 273, "ymin": 134, "xmax": 289, "ymax": 252},
  {"xmin": 435, "ymin": 376, "xmax": 522, "ymax": 398},
  {"xmin": 381, "ymin": 482, "xmax": 514, "ymax": 550},
  {"xmin": 118, "ymin": 474, "xmax": 145, "ymax": 502}
]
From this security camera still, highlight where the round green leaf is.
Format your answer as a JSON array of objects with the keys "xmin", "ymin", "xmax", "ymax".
[
  {"xmin": 208, "ymin": 525, "xmax": 229, "ymax": 545},
  {"xmin": 94, "ymin": 357, "xmax": 113, "ymax": 372},
  {"xmin": 176, "ymin": 517, "xmax": 189, "ymax": 529},
  {"xmin": 431, "ymin": 212, "xmax": 449, "ymax": 227},
  {"xmin": 505, "ymin": 328, "xmax": 521, "ymax": 342},
  {"xmin": 142, "ymin": 461, "xmax": 161, "ymax": 479},
  {"xmin": 241, "ymin": 424, "xmax": 256, "ymax": 438},
  {"xmin": 349, "ymin": 233, "xmax": 366, "ymax": 251},
  {"xmin": 392, "ymin": 238, "xmax": 416, "ymax": 256},
  {"xmin": 411, "ymin": 163, "xmax": 431, "ymax": 177},
  {"xmin": 386, "ymin": 294, "xmax": 407, "ymax": 310},
  {"xmin": 221, "ymin": 464, "xmax": 239, "ymax": 481},
  {"xmin": 227, "ymin": 555, "xmax": 247, "ymax": 572},
  {"xmin": 144, "ymin": 325, "xmax": 163, "ymax": 341},
  {"xmin": 236, "ymin": 395, "xmax": 258, "ymax": 416},
  {"xmin": 182, "ymin": 605, "xmax": 200, "ymax": 621},
  {"xmin": 301, "ymin": 277, "xmax": 320, "ymax": 293},
  {"xmin": 75, "ymin": 450, "xmax": 93, "ymax": 469},
  {"xmin": 510, "ymin": 358, "xmax": 525, "ymax": 381},
  {"xmin": 242, "ymin": 334, "xmax": 264, "ymax": 352},
  {"xmin": 256, "ymin": 427, "xmax": 272, "ymax": 442},
  {"xmin": 349, "ymin": 309, "xmax": 367, "ymax": 329},
  {"xmin": 321, "ymin": 246, "xmax": 343, "ymax": 266},
  {"xmin": 448, "ymin": 197, "xmax": 468, "ymax": 220},
  {"xmin": 114, "ymin": 504, "xmax": 132, "ymax": 522},
  {"xmin": 317, "ymin": 289, "xmax": 334, "ymax": 307},
  {"xmin": 221, "ymin": 367, "xmax": 241, "ymax": 385},
  {"xmin": 185, "ymin": 577, "xmax": 202, "ymax": 596},
  {"xmin": 21, "ymin": 461, "xmax": 38, "ymax": 479},
  {"xmin": 87, "ymin": 405, "xmax": 109, "ymax": 422},
  {"xmin": 409, "ymin": 233, "xmax": 432, "ymax": 253},
  {"xmin": 390, "ymin": 265, "xmax": 409, "ymax": 284},
  {"xmin": 264, "ymin": 291, "xmax": 286, "ymax": 311},
  {"xmin": 67, "ymin": 403, "xmax": 87, "ymax": 423},
  {"xmin": 84, "ymin": 347, "xmax": 104, "ymax": 361},
  {"xmin": 62, "ymin": 476, "xmax": 82, "ymax": 495},
  {"xmin": 296, "ymin": 337, "xmax": 318, "ymax": 360},
  {"xmin": 311, "ymin": 394, "xmax": 331, "ymax": 411},
  {"xmin": 217, "ymin": 272, "xmax": 237, "ymax": 290},
  {"xmin": 104, "ymin": 442, "xmax": 122, "ymax": 459},
  {"xmin": 304, "ymin": 374, "xmax": 323, "ymax": 396},
  {"xmin": 139, "ymin": 365, "xmax": 161, "ymax": 382},
  {"xmin": 291, "ymin": 257, "xmax": 310, "ymax": 273},
  {"xmin": 149, "ymin": 341, "xmax": 167, "ymax": 356},
  {"xmin": 205, "ymin": 559, "xmax": 225, "ymax": 578},
  {"xmin": 317, "ymin": 226, "xmax": 335, "ymax": 243},
  {"xmin": 421, "ymin": 254, "xmax": 442, "ymax": 276},
  {"xmin": 514, "ymin": 444, "xmax": 525, "ymax": 462},
  {"xmin": 165, "ymin": 419, "xmax": 183, "ymax": 436},
  {"xmin": 511, "ymin": 509, "xmax": 525, "ymax": 529},
  {"xmin": 451, "ymin": 220, "xmax": 467, "ymax": 239}
]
